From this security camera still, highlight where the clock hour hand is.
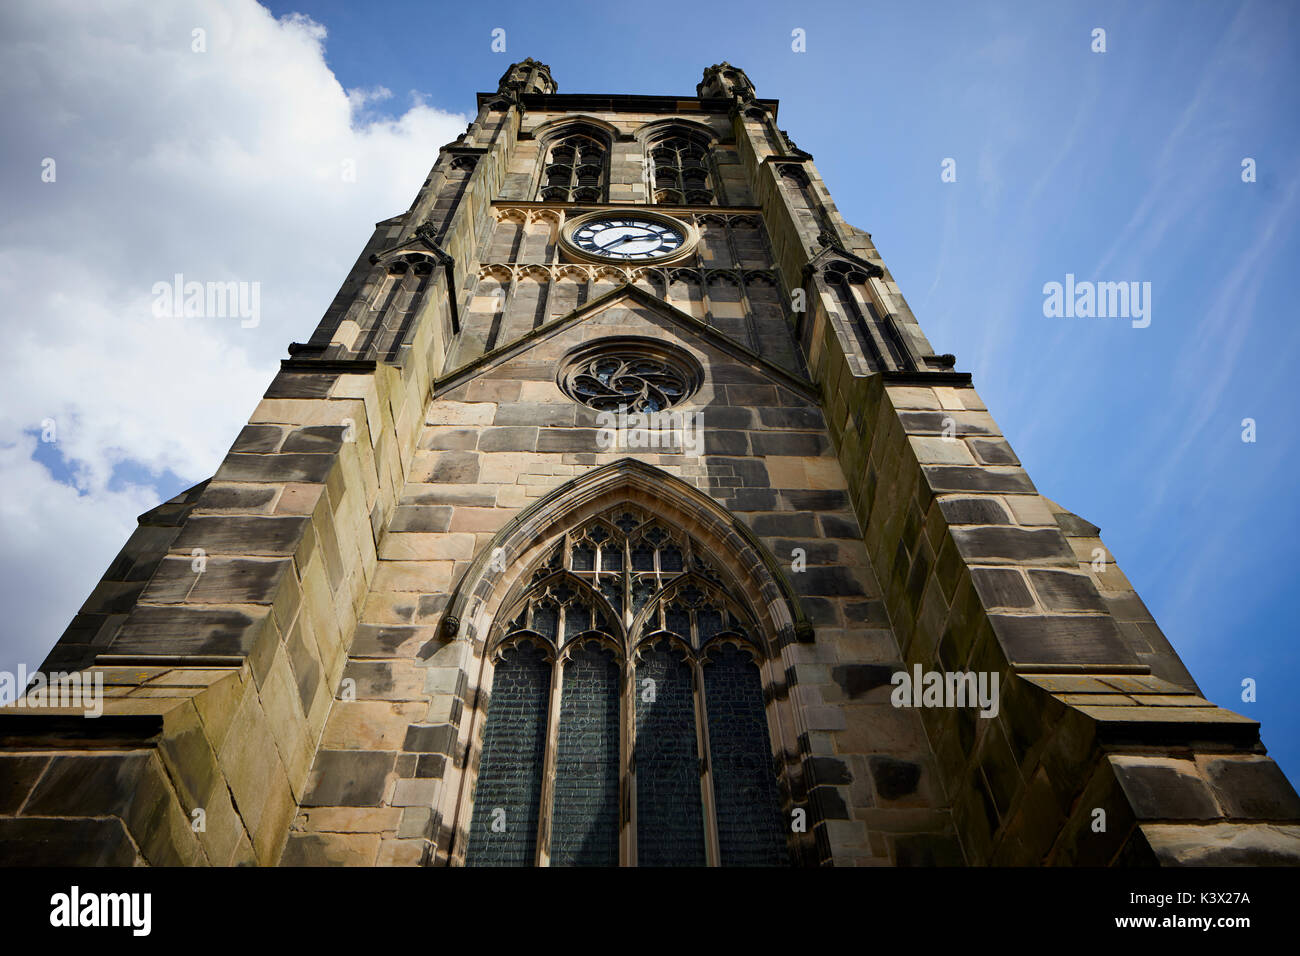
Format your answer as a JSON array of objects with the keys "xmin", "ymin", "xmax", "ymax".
[{"xmin": 599, "ymin": 230, "xmax": 659, "ymax": 250}]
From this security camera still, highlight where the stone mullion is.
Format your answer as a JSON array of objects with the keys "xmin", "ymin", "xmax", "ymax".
[
  {"xmin": 692, "ymin": 655, "xmax": 722, "ymax": 867},
  {"xmin": 622, "ymin": 655, "xmax": 637, "ymax": 867},
  {"xmin": 534, "ymin": 647, "xmax": 564, "ymax": 867}
]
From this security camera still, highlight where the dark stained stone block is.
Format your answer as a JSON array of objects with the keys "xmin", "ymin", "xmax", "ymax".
[
  {"xmin": 819, "ymin": 515, "xmax": 862, "ymax": 538},
  {"xmin": 989, "ymin": 614, "xmax": 1137, "ymax": 667},
  {"xmin": 416, "ymin": 594, "xmax": 449, "ymax": 619},
  {"xmin": 725, "ymin": 489, "xmax": 779, "ymax": 511},
  {"xmin": 22, "ymin": 753, "xmax": 149, "ymax": 825},
  {"xmin": 970, "ymin": 438, "xmax": 1018, "ymax": 465},
  {"xmin": 970, "ymin": 568, "xmax": 1035, "ymax": 609},
  {"xmin": 403, "ymin": 486, "xmax": 495, "ymax": 507},
  {"xmin": 695, "ymin": 406, "xmax": 754, "ymax": 428},
  {"xmin": 535, "ymin": 429, "xmax": 602, "ymax": 453},
  {"xmin": 1203, "ymin": 758, "xmax": 1300, "ymax": 820},
  {"xmin": 214, "ymin": 452, "xmax": 337, "ymax": 484},
  {"xmin": 343, "ymin": 661, "xmax": 395, "ymax": 698},
  {"xmin": 425, "ymin": 451, "xmax": 479, "ymax": 483},
  {"xmin": 0, "ymin": 754, "xmax": 50, "ymax": 814},
  {"xmin": 937, "ymin": 497, "xmax": 1011, "ymax": 525},
  {"xmin": 725, "ymin": 384, "xmax": 777, "ymax": 405},
  {"xmin": 1027, "ymin": 569, "xmax": 1107, "ymax": 613},
  {"xmin": 415, "ymin": 754, "xmax": 447, "ymax": 778},
  {"xmin": 843, "ymin": 599, "xmax": 890, "ymax": 626},
  {"xmin": 264, "ymin": 371, "xmax": 338, "ymax": 399},
  {"xmin": 421, "ymin": 429, "xmax": 479, "ymax": 450},
  {"xmin": 478, "ymin": 426, "xmax": 538, "ymax": 452},
  {"xmin": 757, "ymin": 406, "xmax": 824, "ymax": 429},
  {"xmin": 350, "ymin": 624, "xmax": 436, "ymax": 658},
  {"xmin": 951, "ymin": 526, "xmax": 1075, "ymax": 565},
  {"xmin": 174, "ymin": 514, "xmax": 311, "ymax": 556},
  {"xmin": 774, "ymin": 538, "xmax": 838, "ymax": 564},
  {"xmin": 709, "ymin": 457, "xmax": 769, "ymax": 487},
  {"xmin": 702, "ymin": 430, "xmax": 748, "ymax": 455},
  {"xmin": 922, "ymin": 466, "xmax": 1036, "ymax": 495},
  {"xmin": 869, "ymin": 756, "xmax": 922, "ymax": 800},
  {"xmin": 403, "ymin": 723, "xmax": 456, "ymax": 755},
  {"xmin": 751, "ymin": 513, "xmax": 820, "ymax": 537},
  {"xmin": 111, "ymin": 605, "xmax": 271, "ymax": 657},
  {"xmin": 231, "ymin": 425, "xmax": 284, "ymax": 454},
  {"xmin": 806, "ymin": 756, "xmax": 853, "ymax": 787},
  {"xmin": 831, "ymin": 664, "xmax": 896, "ymax": 699},
  {"xmin": 893, "ymin": 833, "xmax": 965, "ymax": 866},
  {"xmin": 794, "ymin": 566, "xmax": 866, "ymax": 596},
  {"xmin": 281, "ymin": 425, "xmax": 347, "ymax": 454},
  {"xmin": 783, "ymin": 490, "xmax": 850, "ymax": 510},
  {"xmin": 750, "ymin": 431, "xmax": 826, "ymax": 456},
  {"xmin": 388, "ymin": 505, "xmax": 453, "ymax": 533},
  {"xmin": 196, "ymin": 485, "xmax": 279, "ymax": 512},
  {"xmin": 79, "ymin": 581, "xmax": 147, "ymax": 614},
  {"xmin": 810, "ymin": 785, "xmax": 850, "ymax": 820},
  {"xmin": 801, "ymin": 597, "xmax": 839, "ymax": 626},
  {"xmin": 1112, "ymin": 760, "xmax": 1220, "ymax": 820},
  {"xmin": 302, "ymin": 750, "xmax": 396, "ymax": 807},
  {"xmin": 1054, "ymin": 512, "xmax": 1101, "ymax": 537},
  {"xmin": 0, "ymin": 817, "xmax": 139, "ymax": 866},
  {"xmin": 145, "ymin": 556, "xmax": 292, "ymax": 605}
]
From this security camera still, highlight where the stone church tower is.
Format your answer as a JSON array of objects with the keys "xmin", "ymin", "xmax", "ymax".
[{"xmin": 3, "ymin": 60, "xmax": 1298, "ymax": 867}]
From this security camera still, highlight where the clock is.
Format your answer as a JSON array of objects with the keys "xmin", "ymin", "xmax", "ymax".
[{"xmin": 560, "ymin": 211, "xmax": 695, "ymax": 264}]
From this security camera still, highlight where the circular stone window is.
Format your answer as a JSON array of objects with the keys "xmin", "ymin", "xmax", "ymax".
[{"xmin": 558, "ymin": 339, "xmax": 703, "ymax": 413}]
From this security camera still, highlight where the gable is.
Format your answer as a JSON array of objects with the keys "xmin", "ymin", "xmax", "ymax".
[{"xmin": 436, "ymin": 284, "xmax": 816, "ymax": 403}]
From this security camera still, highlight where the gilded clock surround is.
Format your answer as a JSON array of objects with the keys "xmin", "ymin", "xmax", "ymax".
[{"xmin": 559, "ymin": 209, "xmax": 698, "ymax": 266}]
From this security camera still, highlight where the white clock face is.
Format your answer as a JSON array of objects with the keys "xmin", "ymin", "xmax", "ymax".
[{"xmin": 570, "ymin": 217, "xmax": 686, "ymax": 261}]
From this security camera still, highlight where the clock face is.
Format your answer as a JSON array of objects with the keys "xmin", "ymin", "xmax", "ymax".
[{"xmin": 569, "ymin": 217, "xmax": 686, "ymax": 261}]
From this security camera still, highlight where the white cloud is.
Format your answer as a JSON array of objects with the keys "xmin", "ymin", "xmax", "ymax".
[{"xmin": 0, "ymin": 0, "xmax": 469, "ymax": 678}]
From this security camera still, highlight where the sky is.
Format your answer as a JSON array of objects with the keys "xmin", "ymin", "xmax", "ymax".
[{"xmin": 1, "ymin": 0, "xmax": 1297, "ymax": 783}]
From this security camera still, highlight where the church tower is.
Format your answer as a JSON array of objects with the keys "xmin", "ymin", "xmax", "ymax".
[{"xmin": 2, "ymin": 61, "xmax": 1297, "ymax": 867}]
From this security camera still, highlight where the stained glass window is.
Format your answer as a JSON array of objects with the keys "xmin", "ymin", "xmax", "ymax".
[{"xmin": 462, "ymin": 505, "xmax": 788, "ymax": 866}]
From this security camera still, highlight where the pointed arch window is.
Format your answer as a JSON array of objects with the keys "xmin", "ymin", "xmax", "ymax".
[
  {"xmin": 648, "ymin": 132, "xmax": 715, "ymax": 205},
  {"xmin": 538, "ymin": 132, "xmax": 607, "ymax": 203},
  {"xmin": 463, "ymin": 505, "xmax": 789, "ymax": 866}
]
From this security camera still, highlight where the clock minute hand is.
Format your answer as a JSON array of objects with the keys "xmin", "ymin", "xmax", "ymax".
[{"xmin": 600, "ymin": 231, "xmax": 657, "ymax": 250}]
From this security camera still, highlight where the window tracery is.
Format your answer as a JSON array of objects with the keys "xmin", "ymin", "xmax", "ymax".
[
  {"xmin": 538, "ymin": 132, "xmax": 607, "ymax": 202},
  {"xmin": 463, "ymin": 505, "xmax": 788, "ymax": 866},
  {"xmin": 648, "ymin": 133, "xmax": 715, "ymax": 205}
]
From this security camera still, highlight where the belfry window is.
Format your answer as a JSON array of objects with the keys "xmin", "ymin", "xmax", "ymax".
[
  {"xmin": 649, "ymin": 134, "xmax": 714, "ymax": 205},
  {"xmin": 538, "ymin": 133, "xmax": 606, "ymax": 202},
  {"xmin": 463, "ymin": 505, "xmax": 789, "ymax": 866}
]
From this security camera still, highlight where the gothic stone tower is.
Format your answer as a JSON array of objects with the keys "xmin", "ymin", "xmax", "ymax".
[{"xmin": 3, "ymin": 60, "xmax": 1298, "ymax": 867}]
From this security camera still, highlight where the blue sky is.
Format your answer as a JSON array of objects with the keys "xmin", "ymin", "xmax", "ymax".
[{"xmin": 4, "ymin": 0, "xmax": 1297, "ymax": 783}]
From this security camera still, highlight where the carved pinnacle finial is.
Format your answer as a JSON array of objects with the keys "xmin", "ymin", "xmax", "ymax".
[
  {"xmin": 497, "ymin": 58, "xmax": 556, "ymax": 97},
  {"xmin": 697, "ymin": 61, "xmax": 756, "ymax": 101}
]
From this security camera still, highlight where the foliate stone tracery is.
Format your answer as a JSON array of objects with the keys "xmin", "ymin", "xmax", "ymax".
[{"xmin": 560, "ymin": 350, "xmax": 695, "ymax": 413}]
